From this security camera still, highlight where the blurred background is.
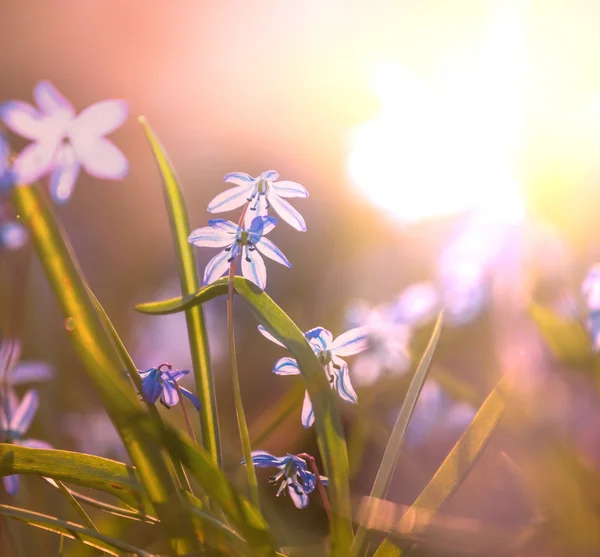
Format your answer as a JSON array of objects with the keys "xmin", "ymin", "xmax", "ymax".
[{"xmin": 3, "ymin": 0, "xmax": 600, "ymax": 555}]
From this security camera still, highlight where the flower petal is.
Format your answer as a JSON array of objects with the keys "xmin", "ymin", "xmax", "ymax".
[
  {"xmin": 301, "ymin": 390, "xmax": 315, "ymax": 428},
  {"xmin": 223, "ymin": 172, "xmax": 256, "ymax": 187},
  {"xmin": 159, "ymin": 368, "xmax": 189, "ymax": 382},
  {"xmin": 141, "ymin": 372, "xmax": 162, "ymax": 404},
  {"xmin": 10, "ymin": 362, "xmax": 54, "ymax": 385},
  {"xmin": 0, "ymin": 101, "xmax": 46, "ymax": 139},
  {"xmin": 267, "ymin": 193, "xmax": 306, "ymax": 231},
  {"xmin": 331, "ymin": 326, "xmax": 370, "ymax": 357},
  {"xmin": 304, "ymin": 327, "xmax": 333, "ymax": 350},
  {"xmin": 3, "ymin": 475, "xmax": 19, "ymax": 495},
  {"xmin": 241, "ymin": 251, "xmax": 267, "ymax": 290},
  {"xmin": 49, "ymin": 143, "xmax": 81, "ymax": 204},
  {"xmin": 19, "ymin": 438, "xmax": 53, "ymax": 450},
  {"xmin": 160, "ymin": 381, "xmax": 179, "ymax": 407},
  {"xmin": 256, "ymin": 237, "xmax": 291, "ymax": 268},
  {"xmin": 244, "ymin": 450, "xmax": 288, "ymax": 468},
  {"xmin": 287, "ymin": 478, "xmax": 309, "ymax": 508},
  {"xmin": 77, "ymin": 137, "xmax": 128, "ymax": 180},
  {"xmin": 259, "ymin": 170, "xmax": 279, "ymax": 181},
  {"xmin": 188, "ymin": 226, "xmax": 234, "ymax": 248},
  {"xmin": 351, "ymin": 352, "xmax": 383, "ymax": 386},
  {"xmin": 247, "ymin": 216, "xmax": 267, "ymax": 238},
  {"xmin": 0, "ymin": 389, "xmax": 19, "ymax": 430},
  {"xmin": 207, "ymin": 184, "xmax": 254, "ymax": 213},
  {"xmin": 207, "ymin": 219, "xmax": 239, "ymax": 233},
  {"xmin": 34, "ymin": 80, "xmax": 75, "ymax": 118},
  {"xmin": 12, "ymin": 140, "xmax": 58, "ymax": 184},
  {"xmin": 273, "ymin": 357, "xmax": 301, "ymax": 376},
  {"xmin": 69, "ymin": 100, "xmax": 128, "ymax": 138},
  {"xmin": 179, "ymin": 387, "xmax": 201, "ymax": 411},
  {"xmin": 1, "ymin": 223, "xmax": 28, "ymax": 251},
  {"xmin": 329, "ymin": 356, "xmax": 357, "ymax": 404},
  {"xmin": 257, "ymin": 325, "xmax": 285, "ymax": 347},
  {"xmin": 203, "ymin": 249, "xmax": 232, "ymax": 285},
  {"xmin": 243, "ymin": 196, "xmax": 269, "ymax": 229},
  {"xmin": 272, "ymin": 180, "xmax": 309, "ymax": 198},
  {"xmin": 10, "ymin": 390, "xmax": 39, "ymax": 435},
  {"xmin": 319, "ymin": 476, "xmax": 329, "ymax": 486}
]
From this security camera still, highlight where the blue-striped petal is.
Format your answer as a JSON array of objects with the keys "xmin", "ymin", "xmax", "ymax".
[
  {"xmin": 241, "ymin": 251, "xmax": 266, "ymax": 290},
  {"xmin": 287, "ymin": 477, "xmax": 310, "ymax": 508},
  {"xmin": 304, "ymin": 327, "xmax": 333, "ymax": 350},
  {"xmin": 331, "ymin": 326, "xmax": 369, "ymax": 357},
  {"xmin": 160, "ymin": 381, "xmax": 179, "ymax": 407},
  {"xmin": 188, "ymin": 226, "xmax": 234, "ymax": 248},
  {"xmin": 208, "ymin": 184, "xmax": 254, "ymax": 213},
  {"xmin": 330, "ymin": 356, "xmax": 357, "ymax": 404},
  {"xmin": 207, "ymin": 219, "xmax": 239, "ymax": 233},
  {"xmin": 10, "ymin": 390, "xmax": 39, "ymax": 435},
  {"xmin": 10, "ymin": 362, "xmax": 54, "ymax": 385},
  {"xmin": 267, "ymin": 192, "xmax": 306, "ymax": 231},
  {"xmin": 203, "ymin": 249, "xmax": 232, "ymax": 285},
  {"xmin": 273, "ymin": 357, "xmax": 300, "ymax": 376},
  {"xmin": 34, "ymin": 80, "xmax": 75, "ymax": 118},
  {"xmin": 141, "ymin": 372, "xmax": 162, "ymax": 404},
  {"xmin": 272, "ymin": 180, "xmax": 309, "ymax": 198},
  {"xmin": 244, "ymin": 450, "xmax": 288, "ymax": 468},
  {"xmin": 0, "ymin": 101, "xmax": 46, "ymax": 140},
  {"xmin": 49, "ymin": 143, "xmax": 80, "ymax": 204},
  {"xmin": 259, "ymin": 170, "xmax": 279, "ymax": 181},
  {"xmin": 301, "ymin": 390, "xmax": 315, "ymax": 428},
  {"xmin": 179, "ymin": 387, "xmax": 201, "ymax": 411},
  {"xmin": 258, "ymin": 325, "xmax": 285, "ymax": 347},
  {"xmin": 256, "ymin": 237, "xmax": 291, "ymax": 267},
  {"xmin": 223, "ymin": 172, "xmax": 256, "ymax": 186}
]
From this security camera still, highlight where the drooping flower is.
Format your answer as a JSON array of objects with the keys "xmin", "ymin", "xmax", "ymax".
[
  {"xmin": 0, "ymin": 80, "xmax": 128, "ymax": 204},
  {"xmin": 259, "ymin": 325, "xmax": 368, "ymax": 427},
  {"xmin": 242, "ymin": 451, "xmax": 327, "ymax": 509},
  {"xmin": 582, "ymin": 263, "xmax": 600, "ymax": 352},
  {"xmin": 188, "ymin": 215, "xmax": 291, "ymax": 290},
  {"xmin": 207, "ymin": 170, "xmax": 309, "ymax": 231},
  {"xmin": 139, "ymin": 365, "xmax": 201, "ymax": 410},
  {"xmin": 1, "ymin": 389, "xmax": 52, "ymax": 495}
]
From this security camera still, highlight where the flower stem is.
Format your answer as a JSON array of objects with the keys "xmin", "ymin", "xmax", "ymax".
[
  {"xmin": 297, "ymin": 453, "xmax": 332, "ymax": 523},
  {"xmin": 228, "ymin": 203, "xmax": 260, "ymax": 508}
]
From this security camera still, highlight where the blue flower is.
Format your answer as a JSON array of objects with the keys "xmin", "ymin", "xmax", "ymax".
[
  {"xmin": 0, "ymin": 337, "xmax": 54, "ymax": 386},
  {"xmin": 582, "ymin": 264, "xmax": 600, "ymax": 351},
  {"xmin": 207, "ymin": 170, "xmax": 309, "ymax": 232},
  {"xmin": 188, "ymin": 215, "xmax": 291, "ymax": 290},
  {"xmin": 259, "ymin": 325, "xmax": 368, "ymax": 427},
  {"xmin": 139, "ymin": 365, "xmax": 201, "ymax": 410},
  {"xmin": 0, "ymin": 222, "xmax": 27, "ymax": 251},
  {"xmin": 1, "ymin": 389, "xmax": 52, "ymax": 495},
  {"xmin": 242, "ymin": 451, "xmax": 327, "ymax": 509},
  {"xmin": 0, "ymin": 80, "xmax": 128, "ymax": 204}
]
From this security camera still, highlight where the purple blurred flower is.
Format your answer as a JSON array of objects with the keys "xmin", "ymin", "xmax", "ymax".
[
  {"xmin": 0, "ymin": 338, "xmax": 54, "ymax": 386},
  {"xmin": 208, "ymin": 170, "xmax": 309, "ymax": 231},
  {"xmin": 1, "ymin": 389, "xmax": 52, "ymax": 495},
  {"xmin": 0, "ymin": 80, "xmax": 128, "ymax": 204}
]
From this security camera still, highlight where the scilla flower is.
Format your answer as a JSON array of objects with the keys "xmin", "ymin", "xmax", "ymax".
[
  {"xmin": 0, "ymin": 80, "xmax": 128, "ymax": 204},
  {"xmin": 1, "ymin": 389, "xmax": 52, "ymax": 495},
  {"xmin": 207, "ymin": 170, "xmax": 309, "ymax": 231},
  {"xmin": 139, "ymin": 364, "xmax": 201, "ymax": 410},
  {"xmin": 188, "ymin": 215, "xmax": 290, "ymax": 290},
  {"xmin": 242, "ymin": 451, "xmax": 327, "ymax": 509},
  {"xmin": 259, "ymin": 325, "xmax": 368, "ymax": 427},
  {"xmin": 582, "ymin": 264, "xmax": 600, "ymax": 351}
]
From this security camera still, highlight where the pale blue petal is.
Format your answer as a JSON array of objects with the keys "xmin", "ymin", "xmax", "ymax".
[
  {"xmin": 304, "ymin": 327, "xmax": 333, "ymax": 350},
  {"xmin": 179, "ymin": 387, "xmax": 201, "ymax": 411},
  {"xmin": 10, "ymin": 390, "xmax": 39, "ymax": 435},
  {"xmin": 159, "ymin": 368, "xmax": 189, "ymax": 382},
  {"xmin": 331, "ymin": 327, "xmax": 370, "ymax": 357},
  {"xmin": 446, "ymin": 403, "xmax": 475, "ymax": 431},
  {"xmin": 256, "ymin": 237, "xmax": 291, "ymax": 268},
  {"xmin": 207, "ymin": 219, "xmax": 239, "ymax": 233},
  {"xmin": 19, "ymin": 438, "xmax": 52, "ymax": 450},
  {"xmin": 207, "ymin": 184, "xmax": 254, "ymax": 213},
  {"xmin": 3, "ymin": 475, "xmax": 19, "ymax": 495},
  {"xmin": 223, "ymin": 172, "xmax": 256, "ymax": 186},
  {"xmin": 261, "ymin": 216, "xmax": 277, "ymax": 235},
  {"xmin": 141, "ymin": 372, "xmax": 162, "ymax": 404},
  {"xmin": 241, "ymin": 251, "xmax": 266, "ymax": 290},
  {"xmin": 273, "ymin": 357, "xmax": 301, "ymax": 376},
  {"xmin": 245, "ymin": 450, "xmax": 288, "ymax": 468},
  {"xmin": 301, "ymin": 390, "xmax": 315, "ymax": 428},
  {"xmin": 247, "ymin": 216, "xmax": 266, "ymax": 238},
  {"xmin": 10, "ymin": 362, "xmax": 54, "ymax": 385},
  {"xmin": 77, "ymin": 137, "xmax": 128, "ymax": 180},
  {"xmin": 259, "ymin": 170, "xmax": 279, "ymax": 181},
  {"xmin": 188, "ymin": 226, "xmax": 233, "ymax": 248},
  {"xmin": 287, "ymin": 478, "xmax": 309, "ymax": 508},
  {"xmin": 1, "ymin": 223, "xmax": 28, "ymax": 251},
  {"xmin": 267, "ymin": 193, "xmax": 306, "ymax": 231},
  {"xmin": 34, "ymin": 80, "xmax": 75, "ymax": 118},
  {"xmin": 330, "ymin": 356, "xmax": 357, "ymax": 404},
  {"xmin": 203, "ymin": 249, "xmax": 232, "ymax": 285},
  {"xmin": 160, "ymin": 381, "xmax": 179, "ymax": 407},
  {"xmin": 244, "ymin": 196, "xmax": 268, "ymax": 229},
  {"xmin": 69, "ymin": 100, "xmax": 128, "ymax": 138},
  {"xmin": 1, "ymin": 389, "xmax": 19, "ymax": 430},
  {"xmin": 272, "ymin": 180, "xmax": 309, "ymax": 198},
  {"xmin": 49, "ymin": 143, "xmax": 80, "ymax": 204},
  {"xmin": 258, "ymin": 325, "xmax": 285, "ymax": 347},
  {"xmin": 13, "ymin": 139, "xmax": 58, "ymax": 184},
  {"xmin": 0, "ymin": 101, "xmax": 46, "ymax": 140}
]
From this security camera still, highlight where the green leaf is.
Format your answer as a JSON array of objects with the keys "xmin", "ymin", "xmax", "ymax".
[
  {"xmin": 351, "ymin": 312, "xmax": 443, "ymax": 556},
  {"xmin": 139, "ymin": 117, "xmax": 221, "ymax": 466},
  {"xmin": 12, "ymin": 183, "xmax": 200, "ymax": 554},
  {"xmin": 372, "ymin": 374, "xmax": 507, "ymax": 557},
  {"xmin": 529, "ymin": 303, "xmax": 595, "ymax": 368},
  {"xmin": 136, "ymin": 277, "xmax": 354, "ymax": 555},
  {"xmin": 0, "ymin": 503, "xmax": 155, "ymax": 557}
]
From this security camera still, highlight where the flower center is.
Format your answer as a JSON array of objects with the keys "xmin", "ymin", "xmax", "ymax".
[{"xmin": 317, "ymin": 349, "xmax": 332, "ymax": 366}]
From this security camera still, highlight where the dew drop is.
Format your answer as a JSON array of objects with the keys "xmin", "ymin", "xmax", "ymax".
[{"xmin": 64, "ymin": 317, "xmax": 76, "ymax": 331}]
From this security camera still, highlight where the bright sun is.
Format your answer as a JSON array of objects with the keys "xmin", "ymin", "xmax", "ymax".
[{"xmin": 348, "ymin": 3, "xmax": 528, "ymax": 225}]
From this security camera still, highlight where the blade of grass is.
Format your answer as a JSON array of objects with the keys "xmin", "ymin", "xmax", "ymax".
[
  {"xmin": 372, "ymin": 374, "xmax": 508, "ymax": 557},
  {"xmin": 351, "ymin": 312, "xmax": 443, "ymax": 556},
  {"xmin": 12, "ymin": 183, "xmax": 200, "ymax": 554},
  {"xmin": 139, "ymin": 117, "xmax": 220, "ymax": 465},
  {"xmin": 0, "ymin": 503, "xmax": 155, "ymax": 557},
  {"xmin": 136, "ymin": 277, "xmax": 354, "ymax": 555}
]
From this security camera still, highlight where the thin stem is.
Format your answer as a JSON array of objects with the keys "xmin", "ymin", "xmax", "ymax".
[
  {"xmin": 228, "ymin": 203, "xmax": 260, "ymax": 508},
  {"xmin": 158, "ymin": 363, "xmax": 198, "ymax": 445},
  {"xmin": 297, "ymin": 453, "xmax": 332, "ymax": 523}
]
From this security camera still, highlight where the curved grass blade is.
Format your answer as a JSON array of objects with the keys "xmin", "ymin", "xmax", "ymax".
[
  {"xmin": 372, "ymin": 374, "xmax": 508, "ymax": 557},
  {"xmin": 351, "ymin": 312, "xmax": 443, "ymax": 556},
  {"xmin": 136, "ymin": 277, "xmax": 354, "ymax": 555},
  {"xmin": 12, "ymin": 183, "xmax": 200, "ymax": 554},
  {"xmin": 139, "ymin": 117, "xmax": 220, "ymax": 465},
  {"xmin": 0, "ymin": 504, "xmax": 156, "ymax": 557}
]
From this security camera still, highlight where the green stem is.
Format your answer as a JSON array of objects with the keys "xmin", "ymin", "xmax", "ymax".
[{"xmin": 297, "ymin": 453, "xmax": 332, "ymax": 523}]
